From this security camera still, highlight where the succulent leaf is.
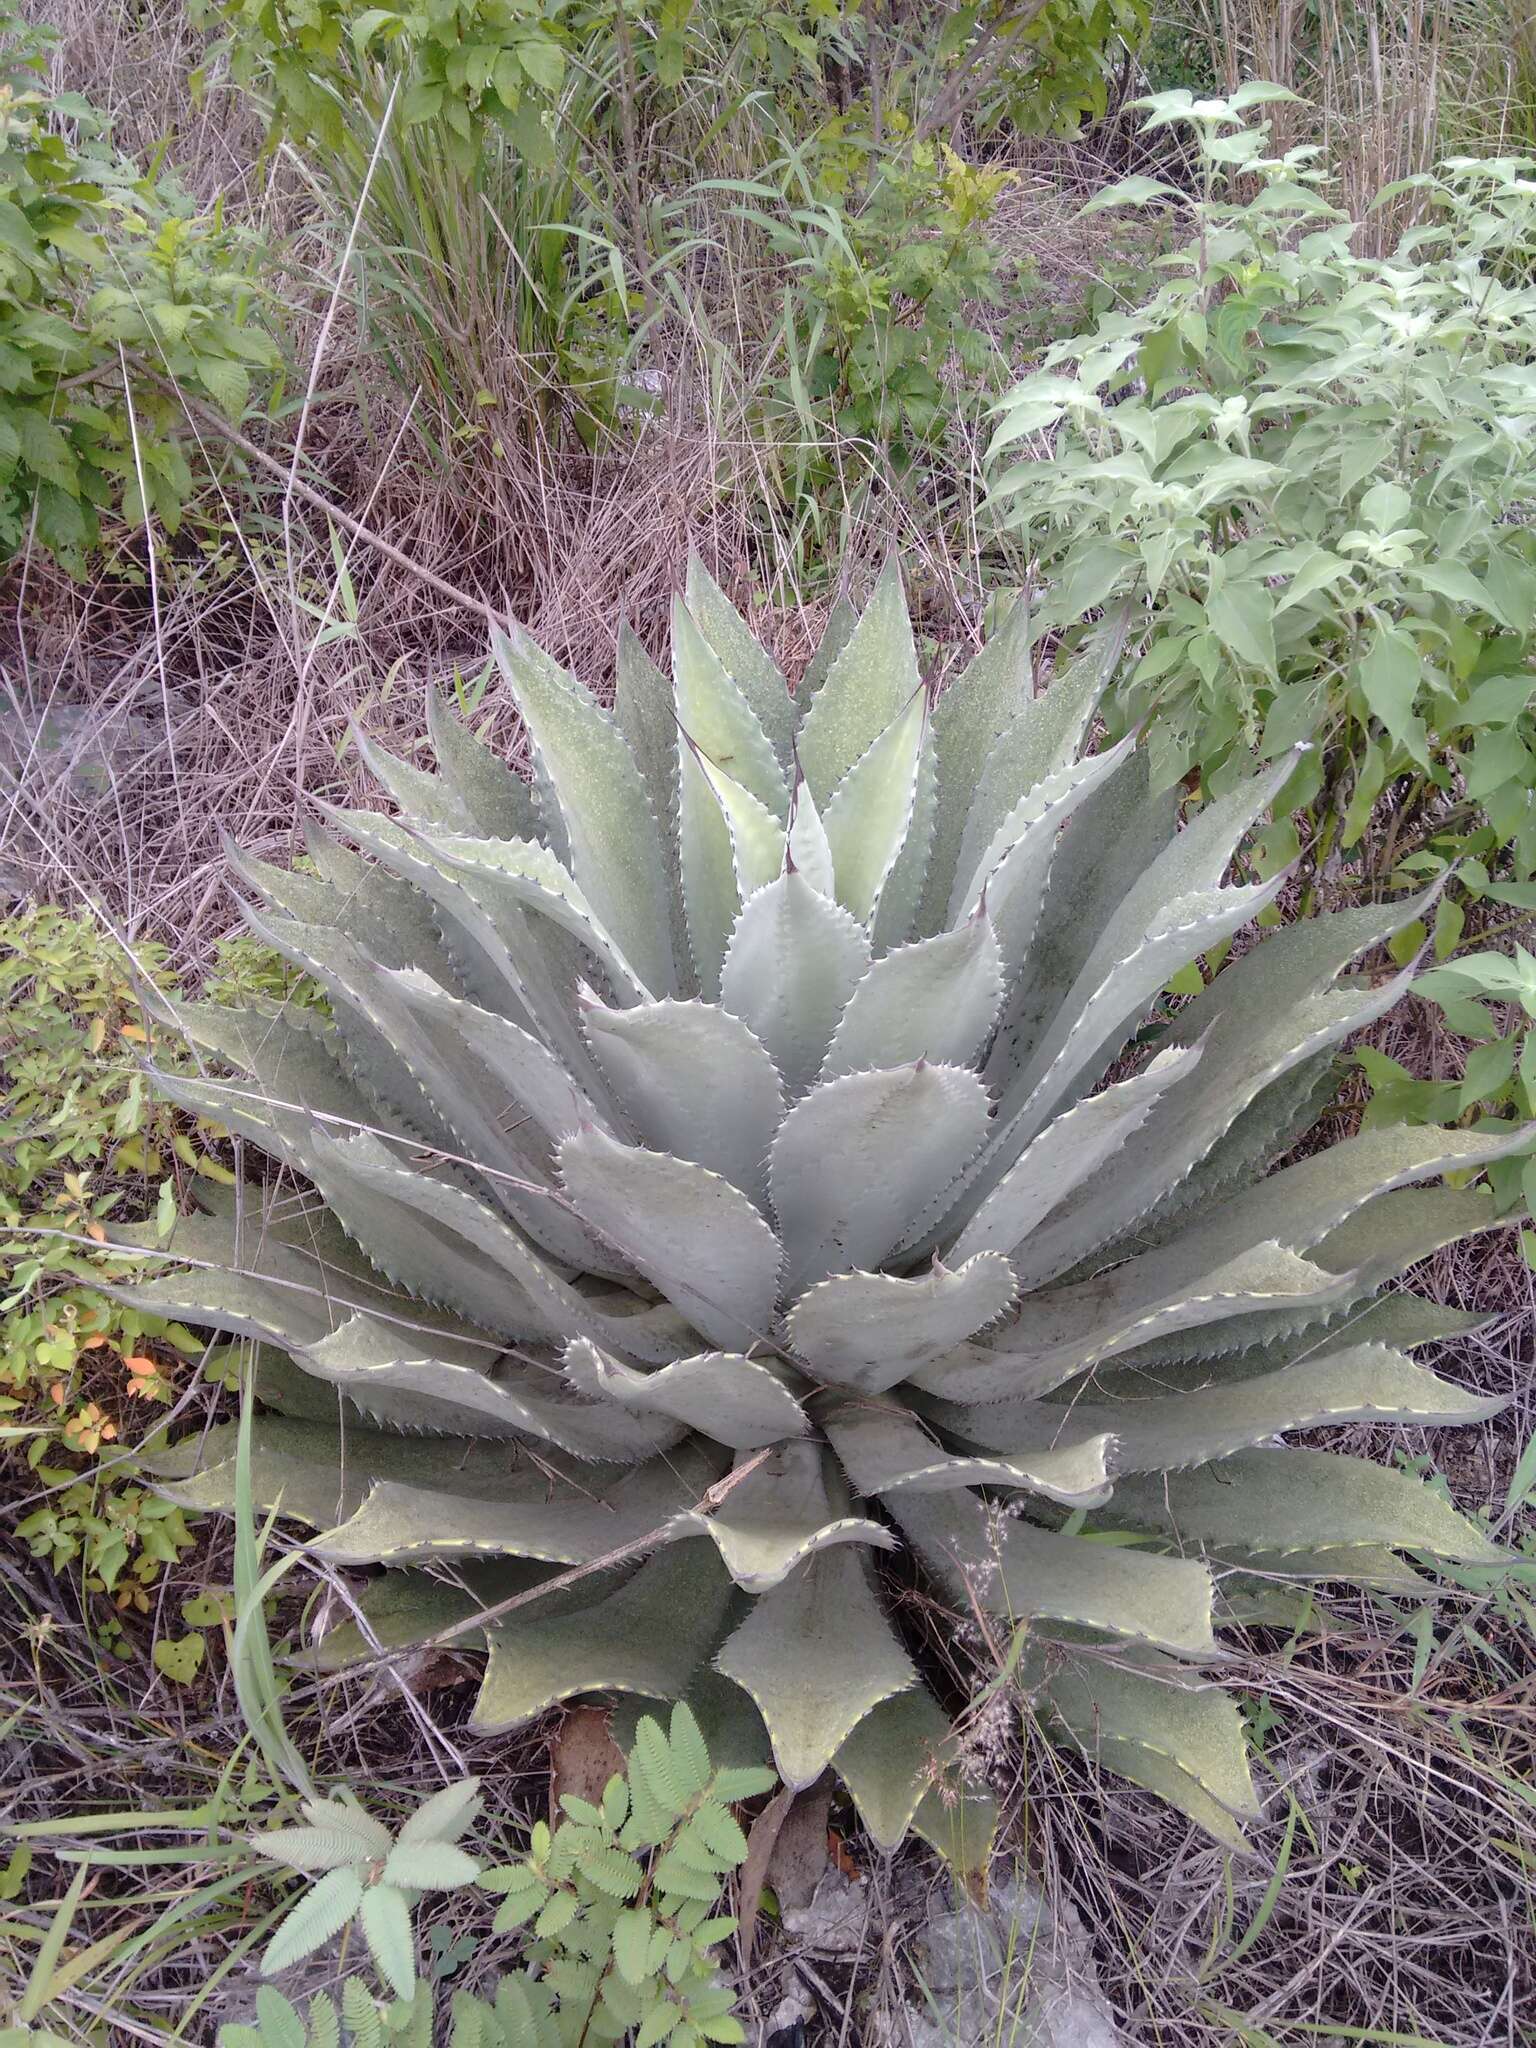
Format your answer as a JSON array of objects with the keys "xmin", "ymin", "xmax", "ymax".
[
  {"xmin": 894, "ymin": 1491, "xmax": 1218, "ymax": 1656},
  {"xmin": 559, "ymin": 1126, "xmax": 783, "ymax": 1352},
  {"xmin": 824, "ymin": 1400, "xmax": 1113, "ymax": 1507},
  {"xmin": 771, "ymin": 1063, "xmax": 990, "ymax": 1296},
  {"xmin": 683, "ymin": 556, "xmax": 795, "ymax": 764},
  {"xmin": 670, "ymin": 1441, "xmax": 895, "ymax": 1592},
  {"xmin": 149, "ymin": 570, "xmax": 1522, "ymax": 1858},
  {"xmin": 832, "ymin": 1685, "xmax": 966, "ymax": 1849},
  {"xmin": 671, "ymin": 599, "xmax": 789, "ymax": 820},
  {"xmin": 492, "ymin": 626, "xmax": 677, "ymax": 997},
  {"xmin": 786, "ymin": 1256, "xmax": 1019, "ymax": 1392},
  {"xmin": 713, "ymin": 1543, "xmax": 916, "ymax": 1789},
  {"xmin": 427, "ymin": 686, "xmax": 541, "ymax": 841},
  {"xmin": 822, "ymin": 686, "xmax": 927, "ymax": 925},
  {"xmin": 821, "ymin": 914, "xmax": 1005, "ymax": 1081},
  {"xmin": 563, "ymin": 1340, "xmax": 810, "ymax": 1451},
  {"xmin": 1041, "ymin": 1652, "xmax": 1260, "ymax": 1847},
  {"xmin": 471, "ymin": 1539, "xmax": 738, "ymax": 1731},
  {"xmin": 946, "ymin": 609, "xmax": 1129, "ymax": 935},
  {"xmin": 795, "ymin": 556, "xmax": 918, "ymax": 804},
  {"xmin": 583, "ymin": 995, "xmax": 783, "ymax": 1207},
  {"xmin": 719, "ymin": 871, "xmax": 869, "ymax": 1094},
  {"xmin": 312, "ymin": 1446, "xmax": 722, "ymax": 1567}
]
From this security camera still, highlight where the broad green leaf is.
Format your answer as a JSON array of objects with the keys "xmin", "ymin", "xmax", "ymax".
[
  {"xmin": 1358, "ymin": 624, "xmax": 1430, "ymax": 768},
  {"xmin": 948, "ymin": 739, "xmax": 1135, "ymax": 968},
  {"xmin": 1205, "ymin": 561, "xmax": 1276, "ymax": 675},
  {"xmin": 584, "ymin": 995, "xmax": 783, "ymax": 1207},
  {"xmin": 770, "ymin": 1063, "xmax": 990, "ymax": 1296},
  {"xmin": 986, "ymin": 753, "xmax": 1302, "ymax": 1155},
  {"xmin": 714, "ymin": 1545, "xmax": 916, "ymax": 1789},
  {"xmin": 614, "ymin": 624, "xmax": 690, "ymax": 983},
  {"xmin": 678, "ymin": 738, "xmax": 743, "ymax": 1003},
  {"xmin": 559, "ymin": 1125, "xmax": 783, "ymax": 1351},
  {"xmin": 822, "ymin": 687, "xmax": 927, "ymax": 925},
  {"xmin": 796, "ymin": 558, "xmax": 919, "ymax": 805},
  {"xmin": 1310, "ymin": 1185, "xmax": 1503, "ymax": 1296},
  {"xmin": 911, "ymin": 1779, "xmax": 1000, "ymax": 1882},
  {"xmin": 1023, "ymin": 893, "xmax": 1437, "ymax": 1281},
  {"xmin": 797, "ymin": 593, "xmax": 859, "ymax": 717},
  {"xmin": 821, "ymin": 913, "xmax": 1004, "ymax": 1080},
  {"xmin": 239, "ymin": 933, "xmax": 614, "ymax": 1274},
  {"xmin": 472, "ymin": 1539, "xmax": 736, "ymax": 1730},
  {"xmin": 785, "ymin": 770, "xmax": 835, "ymax": 895},
  {"xmin": 786, "ymin": 1255, "xmax": 1018, "ymax": 1392},
  {"xmin": 984, "ymin": 750, "xmax": 1175, "ymax": 1102},
  {"xmin": 149, "ymin": 1414, "xmax": 548, "ymax": 1534},
  {"xmin": 871, "ymin": 736, "xmax": 939, "ymax": 955},
  {"xmin": 326, "ymin": 810, "xmax": 648, "ymax": 1056},
  {"xmin": 493, "ymin": 626, "xmax": 677, "ymax": 994},
  {"xmin": 297, "ymin": 1313, "xmax": 683, "ymax": 1461},
  {"xmin": 300, "ymin": 1126, "xmax": 666, "ymax": 1356},
  {"xmin": 1132, "ymin": 1120, "xmax": 1527, "ymax": 1295}
]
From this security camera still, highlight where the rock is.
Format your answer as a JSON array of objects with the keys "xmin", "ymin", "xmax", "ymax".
[
  {"xmin": 897, "ymin": 1867, "xmax": 1119, "ymax": 2048},
  {"xmin": 780, "ymin": 1868, "xmax": 871, "ymax": 1955},
  {"xmin": 762, "ymin": 1974, "xmax": 815, "ymax": 2048}
]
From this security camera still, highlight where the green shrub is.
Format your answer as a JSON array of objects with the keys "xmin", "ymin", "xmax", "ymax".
[
  {"xmin": 206, "ymin": 0, "xmax": 577, "ymax": 170},
  {"xmin": 0, "ymin": 10, "xmax": 278, "ymax": 572},
  {"xmin": 1360, "ymin": 938, "xmax": 1536, "ymax": 1242},
  {"xmin": 988, "ymin": 88, "xmax": 1536, "ymax": 1221},
  {"xmin": 134, "ymin": 564, "xmax": 1525, "ymax": 1858},
  {"xmin": 0, "ymin": 905, "xmax": 311, "ymax": 1611},
  {"xmin": 990, "ymin": 88, "xmax": 1536, "ymax": 850},
  {"xmin": 222, "ymin": 1702, "xmax": 768, "ymax": 2046},
  {"xmin": 199, "ymin": 0, "xmax": 633, "ymax": 453},
  {"xmin": 1, "ymin": 908, "xmax": 213, "ymax": 1581},
  {"xmin": 957, "ymin": 0, "xmax": 1150, "ymax": 138},
  {"xmin": 750, "ymin": 131, "xmax": 1016, "ymax": 498},
  {"xmin": 196, "ymin": 0, "xmax": 1150, "ymax": 475},
  {"xmin": 478, "ymin": 1701, "xmax": 770, "ymax": 2047}
]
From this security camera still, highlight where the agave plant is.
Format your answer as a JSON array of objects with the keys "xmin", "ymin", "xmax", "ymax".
[{"xmin": 135, "ymin": 560, "xmax": 1517, "ymax": 1863}]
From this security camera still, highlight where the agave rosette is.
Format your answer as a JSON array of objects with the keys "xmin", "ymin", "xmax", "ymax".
[{"xmin": 134, "ymin": 560, "xmax": 1516, "ymax": 1861}]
